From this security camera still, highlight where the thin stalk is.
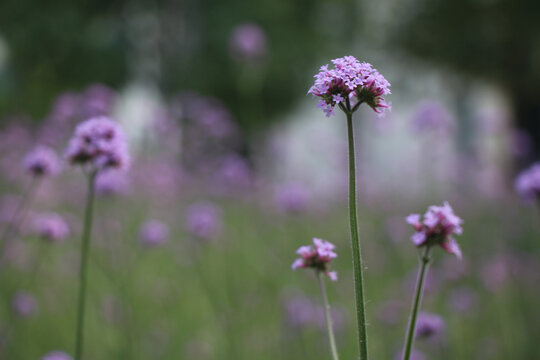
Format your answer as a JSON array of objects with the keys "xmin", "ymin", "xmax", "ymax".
[
  {"xmin": 0, "ymin": 177, "xmax": 40, "ymax": 256},
  {"xmin": 317, "ymin": 271, "xmax": 339, "ymax": 360},
  {"xmin": 345, "ymin": 109, "xmax": 369, "ymax": 360},
  {"xmin": 402, "ymin": 246, "xmax": 432, "ymax": 360},
  {"xmin": 75, "ymin": 171, "xmax": 97, "ymax": 360}
]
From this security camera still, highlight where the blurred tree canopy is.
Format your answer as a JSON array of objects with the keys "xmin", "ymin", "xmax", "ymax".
[
  {"xmin": 392, "ymin": 0, "xmax": 540, "ymax": 158},
  {"xmin": 0, "ymin": 0, "xmax": 357, "ymax": 131}
]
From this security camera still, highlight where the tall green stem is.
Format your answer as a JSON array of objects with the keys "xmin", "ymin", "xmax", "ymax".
[
  {"xmin": 345, "ymin": 111, "xmax": 368, "ymax": 360},
  {"xmin": 75, "ymin": 171, "xmax": 97, "ymax": 360},
  {"xmin": 317, "ymin": 271, "xmax": 339, "ymax": 360},
  {"xmin": 402, "ymin": 246, "xmax": 431, "ymax": 360}
]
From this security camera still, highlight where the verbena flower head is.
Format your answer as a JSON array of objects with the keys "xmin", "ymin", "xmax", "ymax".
[
  {"xmin": 406, "ymin": 201, "xmax": 463, "ymax": 259},
  {"xmin": 186, "ymin": 202, "xmax": 222, "ymax": 241},
  {"xmin": 291, "ymin": 238, "xmax": 338, "ymax": 281},
  {"xmin": 32, "ymin": 213, "xmax": 70, "ymax": 243},
  {"xmin": 139, "ymin": 220, "xmax": 169, "ymax": 247},
  {"xmin": 515, "ymin": 162, "xmax": 540, "ymax": 203},
  {"xmin": 41, "ymin": 351, "xmax": 73, "ymax": 360},
  {"xmin": 415, "ymin": 312, "xmax": 445, "ymax": 339},
  {"xmin": 65, "ymin": 116, "xmax": 129, "ymax": 173},
  {"xmin": 12, "ymin": 291, "xmax": 38, "ymax": 317},
  {"xmin": 23, "ymin": 145, "xmax": 61, "ymax": 177},
  {"xmin": 308, "ymin": 56, "xmax": 391, "ymax": 117}
]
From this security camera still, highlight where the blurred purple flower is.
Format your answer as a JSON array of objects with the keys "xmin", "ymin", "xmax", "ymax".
[
  {"xmin": 139, "ymin": 220, "xmax": 169, "ymax": 247},
  {"xmin": 229, "ymin": 23, "xmax": 267, "ymax": 62},
  {"xmin": 41, "ymin": 351, "xmax": 73, "ymax": 360},
  {"xmin": 32, "ymin": 213, "xmax": 70, "ymax": 243},
  {"xmin": 214, "ymin": 154, "xmax": 253, "ymax": 192},
  {"xmin": 406, "ymin": 202, "xmax": 464, "ymax": 259},
  {"xmin": 283, "ymin": 294, "xmax": 345, "ymax": 332},
  {"xmin": 81, "ymin": 84, "xmax": 116, "ymax": 118},
  {"xmin": 515, "ymin": 162, "xmax": 540, "ymax": 203},
  {"xmin": 65, "ymin": 116, "xmax": 130, "ymax": 172},
  {"xmin": 12, "ymin": 291, "xmax": 38, "ymax": 317},
  {"xmin": 308, "ymin": 56, "xmax": 391, "ymax": 117},
  {"xmin": 95, "ymin": 170, "xmax": 130, "ymax": 196},
  {"xmin": 23, "ymin": 145, "xmax": 61, "ymax": 177},
  {"xmin": 292, "ymin": 238, "xmax": 338, "ymax": 281},
  {"xmin": 274, "ymin": 184, "xmax": 311, "ymax": 213},
  {"xmin": 410, "ymin": 100, "xmax": 453, "ymax": 135},
  {"xmin": 415, "ymin": 312, "xmax": 445, "ymax": 339},
  {"xmin": 448, "ymin": 287, "xmax": 477, "ymax": 314},
  {"xmin": 186, "ymin": 202, "xmax": 222, "ymax": 240}
]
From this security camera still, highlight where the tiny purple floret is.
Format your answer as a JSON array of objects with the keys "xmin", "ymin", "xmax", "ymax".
[{"xmin": 292, "ymin": 237, "xmax": 338, "ymax": 281}]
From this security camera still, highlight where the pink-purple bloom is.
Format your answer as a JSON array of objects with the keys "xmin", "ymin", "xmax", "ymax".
[
  {"xmin": 186, "ymin": 202, "xmax": 222, "ymax": 240},
  {"xmin": 308, "ymin": 56, "xmax": 391, "ymax": 117},
  {"xmin": 139, "ymin": 220, "xmax": 169, "ymax": 247},
  {"xmin": 23, "ymin": 145, "xmax": 61, "ymax": 177},
  {"xmin": 64, "ymin": 116, "xmax": 129, "ymax": 172},
  {"xmin": 291, "ymin": 238, "xmax": 338, "ymax": 281},
  {"xmin": 415, "ymin": 312, "xmax": 445, "ymax": 339},
  {"xmin": 12, "ymin": 291, "xmax": 38, "ymax": 317},
  {"xmin": 515, "ymin": 162, "xmax": 540, "ymax": 202},
  {"xmin": 406, "ymin": 202, "xmax": 463, "ymax": 259},
  {"xmin": 41, "ymin": 351, "xmax": 73, "ymax": 360},
  {"xmin": 229, "ymin": 23, "xmax": 267, "ymax": 62},
  {"xmin": 32, "ymin": 213, "xmax": 70, "ymax": 242}
]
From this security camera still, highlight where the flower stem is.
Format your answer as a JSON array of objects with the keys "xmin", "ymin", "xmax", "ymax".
[
  {"xmin": 317, "ymin": 271, "xmax": 339, "ymax": 360},
  {"xmin": 345, "ymin": 110, "xmax": 369, "ymax": 360},
  {"xmin": 402, "ymin": 246, "xmax": 432, "ymax": 360},
  {"xmin": 75, "ymin": 171, "xmax": 97, "ymax": 360},
  {"xmin": 0, "ymin": 177, "xmax": 40, "ymax": 256}
]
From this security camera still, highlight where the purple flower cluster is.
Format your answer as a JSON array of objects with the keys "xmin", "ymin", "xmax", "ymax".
[
  {"xmin": 415, "ymin": 312, "xmax": 445, "ymax": 339},
  {"xmin": 32, "ymin": 213, "xmax": 70, "ymax": 242},
  {"xmin": 41, "ymin": 351, "xmax": 73, "ymax": 360},
  {"xmin": 12, "ymin": 291, "xmax": 38, "ymax": 317},
  {"xmin": 515, "ymin": 163, "xmax": 540, "ymax": 203},
  {"xmin": 308, "ymin": 56, "xmax": 391, "ymax": 117},
  {"xmin": 291, "ymin": 238, "xmax": 338, "ymax": 281},
  {"xmin": 64, "ymin": 117, "xmax": 129, "ymax": 172},
  {"xmin": 406, "ymin": 202, "xmax": 463, "ymax": 259},
  {"xmin": 139, "ymin": 220, "xmax": 169, "ymax": 247},
  {"xmin": 23, "ymin": 145, "xmax": 61, "ymax": 177},
  {"xmin": 186, "ymin": 202, "xmax": 222, "ymax": 241},
  {"xmin": 229, "ymin": 23, "xmax": 267, "ymax": 62}
]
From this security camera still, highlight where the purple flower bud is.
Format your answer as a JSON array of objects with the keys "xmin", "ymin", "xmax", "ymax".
[
  {"xmin": 12, "ymin": 291, "xmax": 38, "ymax": 317},
  {"xmin": 139, "ymin": 220, "xmax": 169, "ymax": 247},
  {"xmin": 32, "ymin": 213, "xmax": 70, "ymax": 243},
  {"xmin": 23, "ymin": 145, "xmax": 61, "ymax": 177},
  {"xmin": 41, "ymin": 351, "xmax": 73, "ymax": 360},
  {"xmin": 64, "ymin": 116, "xmax": 130, "ymax": 172},
  {"xmin": 406, "ymin": 202, "xmax": 464, "ymax": 258},
  {"xmin": 292, "ymin": 238, "xmax": 338, "ymax": 281},
  {"xmin": 229, "ymin": 23, "xmax": 267, "ymax": 62},
  {"xmin": 308, "ymin": 56, "xmax": 391, "ymax": 117},
  {"xmin": 415, "ymin": 312, "xmax": 445, "ymax": 339},
  {"xmin": 186, "ymin": 203, "xmax": 222, "ymax": 240}
]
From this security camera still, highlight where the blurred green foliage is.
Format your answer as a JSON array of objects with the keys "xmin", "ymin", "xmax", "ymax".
[{"xmin": 0, "ymin": 0, "xmax": 357, "ymax": 131}]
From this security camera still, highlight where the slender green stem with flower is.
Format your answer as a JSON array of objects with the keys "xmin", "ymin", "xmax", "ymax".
[
  {"xmin": 75, "ymin": 170, "xmax": 97, "ymax": 360},
  {"xmin": 317, "ymin": 271, "xmax": 339, "ymax": 360},
  {"xmin": 344, "ymin": 102, "xmax": 369, "ymax": 360},
  {"xmin": 402, "ymin": 246, "xmax": 432, "ymax": 360}
]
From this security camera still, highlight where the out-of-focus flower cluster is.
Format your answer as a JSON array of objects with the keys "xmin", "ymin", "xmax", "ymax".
[
  {"xmin": 65, "ymin": 116, "xmax": 130, "ymax": 172},
  {"xmin": 23, "ymin": 145, "xmax": 61, "ymax": 178},
  {"xmin": 406, "ymin": 202, "xmax": 463, "ymax": 258},
  {"xmin": 515, "ymin": 162, "xmax": 540, "ymax": 203},
  {"xmin": 31, "ymin": 212, "xmax": 70, "ymax": 242},
  {"xmin": 291, "ymin": 238, "xmax": 338, "ymax": 281},
  {"xmin": 308, "ymin": 56, "xmax": 391, "ymax": 117}
]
